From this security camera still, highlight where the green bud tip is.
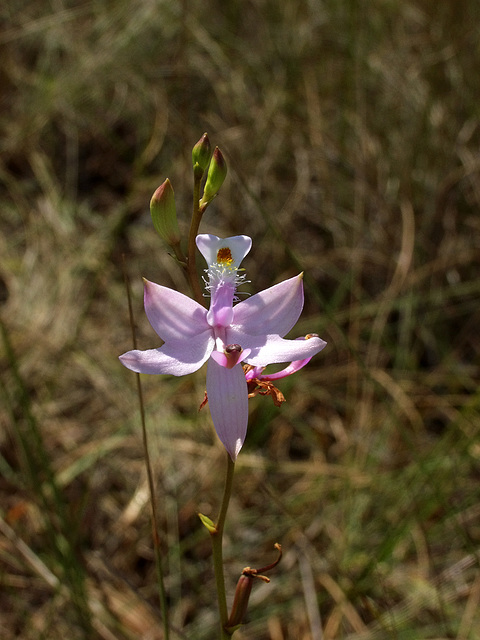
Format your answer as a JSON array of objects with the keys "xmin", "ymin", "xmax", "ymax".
[
  {"xmin": 198, "ymin": 513, "xmax": 217, "ymax": 534},
  {"xmin": 150, "ymin": 178, "xmax": 180, "ymax": 246},
  {"xmin": 192, "ymin": 132, "xmax": 212, "ymax": 180},
  {"xmin": 200, "ymin": 146, "xmax": 227, "ymax": 207}
]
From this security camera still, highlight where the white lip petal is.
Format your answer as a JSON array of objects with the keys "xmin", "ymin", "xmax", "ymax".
[
  {"xmin": 224, "ymin": 235, "xmax": 252, "ymax": 266},
  {"xmin": 196, "ymin": 234, "xmax": 252, "ymax": 268},
  {"xmin": 195, "ymin": 234, "xmax": 220, "ymax": 266}
]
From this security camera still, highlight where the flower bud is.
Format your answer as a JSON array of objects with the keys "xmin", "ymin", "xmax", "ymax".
[
  {"xmin": 198, "ymin": 512, "xmax": 217, "ymax": 534},
  {"xmin": 192, "ymin": 132, "xmax": 212, "ymax": 180},
  {"xmin": 150, "ymin": 179, "xmax": 180, "ymax": 246},
  {"xmin": 200, "ymin": 147, "xmax": 227, "ymax": 208}
]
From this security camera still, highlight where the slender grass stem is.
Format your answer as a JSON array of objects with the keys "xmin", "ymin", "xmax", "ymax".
[
  {"xmin": 211, "ymin": 454, "xmax": 236, "ymax": 639},
  {"xmin": 123, "ymin": 259, "xmax": 169, "ymax": 639},
  {"xmin": 136, "ymin": 373, "xmax": 170, "ymax": 640}
]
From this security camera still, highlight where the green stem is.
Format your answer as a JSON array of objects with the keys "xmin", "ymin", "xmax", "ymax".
[
  {"xmin": 211, "ymin": 454, "xmax": 236, "ymax": 639},
  {"xmin": 187, "ymin": 178, "xmax": 205, "ymax": 305}
]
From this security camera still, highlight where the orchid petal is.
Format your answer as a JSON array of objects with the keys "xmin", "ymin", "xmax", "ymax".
[
  {"xmin": 144, "ymin": 279, "xmax": 208, "ymax": 341},
  {"xmin": 258, "ymin": 336, "xmax": 321, "ymax": 380},
  {"xmin": 119, "ymin": 331, "xmax": 215, "ymax": 375},
  {"xmin": 206, "ymin": 358, "xmax": 248, "ymax": 460},
  {"xmin": 258, "ymin": 358, "xmax": 312, "ymax": 380},
  {"xmin": 210, "ymin": 351, "xmax": 229, "ymax": 368},
  {"xmin": 244, "ymin": 365, "xmax": 264, "ymax": 381},
  {"xmin": 227, "ymin": 331, "xmax": 326, "ymax": 366},
  {"xmin": 210, "ymin": 347, "xmax": 251, "ymax": 369},
  {"xmin": 196, "ymin": 234, "xmax": 252, "ymax": 268},
  {"xmin": 232, "ymin": 274, "xmax": 304, "ymax": 337}
]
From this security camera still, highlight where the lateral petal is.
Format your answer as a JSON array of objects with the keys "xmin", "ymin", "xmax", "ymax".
[
  {"xmin": 206, "ymin": 358, "xmax": 248, "ymax": 460},
  {"xmin": 119, "ymin": 331, "xmax": 215, "ymax": 375},
  {"xmin": 227, "ymin": 331, "xmax": 326, "ymax": 367},
  {"xmin": 232, "ymin": 274, "xmax": 304, "ymax": 337},
  {"xmin": 143, "ymin": 279, "xmax": 209, "ymax": 341}
]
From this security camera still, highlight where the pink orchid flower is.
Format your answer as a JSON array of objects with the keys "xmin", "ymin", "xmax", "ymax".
[{"xmin": 119, "ymin": 234, "xmax": 326, "ymax": 460}]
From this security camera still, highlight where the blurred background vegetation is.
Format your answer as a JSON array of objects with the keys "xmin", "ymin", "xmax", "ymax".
[{"xmin": 1, "ymin": 0, "xmax": 480, "ymax": 638}]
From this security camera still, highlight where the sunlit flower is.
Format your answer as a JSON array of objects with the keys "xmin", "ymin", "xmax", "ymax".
[{"xmin": 119, "ymin": 235, "xmax": 326, "ymax": 459}]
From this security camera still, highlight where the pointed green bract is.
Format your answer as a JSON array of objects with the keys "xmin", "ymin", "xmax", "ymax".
[{"xmin": 198, "ymin": 512, "xmax": 217, "ymax": 534}]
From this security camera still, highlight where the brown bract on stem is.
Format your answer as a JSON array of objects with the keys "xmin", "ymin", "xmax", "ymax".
[{"xmin": 225, "ymin": 544, "xmax": 283, "ymax": 632}]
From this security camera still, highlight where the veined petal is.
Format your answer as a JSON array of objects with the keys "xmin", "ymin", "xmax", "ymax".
[
  {"xmin": 258, "ymin": 358, "xmax": 312, "ymax": 380},
  {"xmin": 244, "ymin": 365, "xmax": 264, "ymax": 381},
  {"xmin": 227, "ymin": 331, "xmax": 326, "ymax": 366},
  {"xmin": 232, "ymin": 274, "xmax": 304, "ymax": 337},
  {"xmin": 206, "ymin": 357, "xmax": 249, "ymax": 460},
  {"xmin": 196, "ymin": 234, "xmax": 252, "ymax": 268},
  {"xmin": 259, "ymin": 335, "xmax": 321, "ymax": 380},
  {"xmin": 119, "ymin": 331, "xmax": 215, "ymax": 375},
  {"xmin": 144, "ymin": 279, "xmax": 209, "ymax": 341}
]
